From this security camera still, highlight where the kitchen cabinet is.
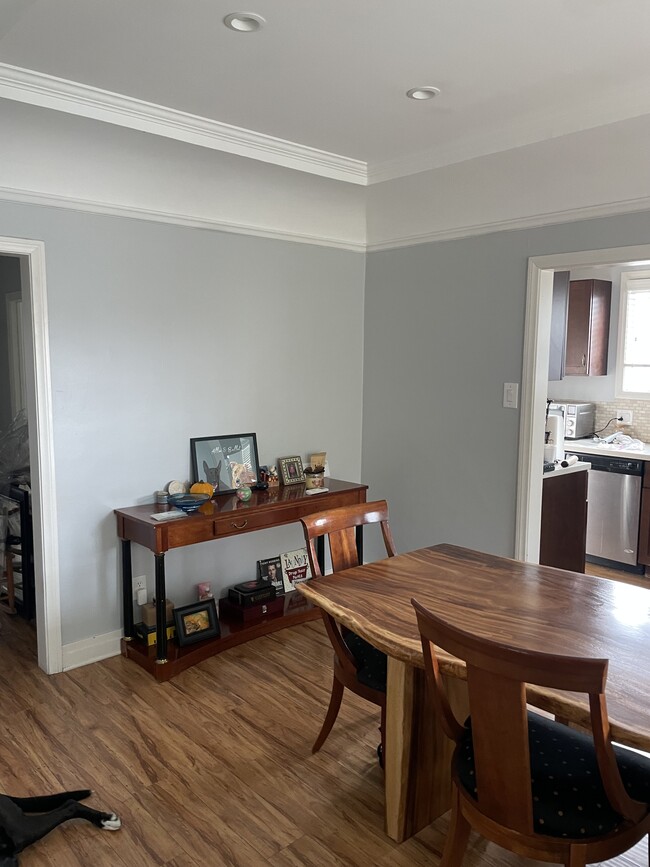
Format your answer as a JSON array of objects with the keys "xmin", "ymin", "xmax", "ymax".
[
  {"xmin": 564, "ymin": 279, "xmax": 611, "ymax": 376},
  {"xmin": 638, "ymin": 466, "xmax": 650, "ymax": 566},
  {"xmin": 548, "ymin": 270, "xmax": 569, "ymax": 381},
  {"xmin": 540, "ymin": 466, "xmax": 588, "ymax": 573}
]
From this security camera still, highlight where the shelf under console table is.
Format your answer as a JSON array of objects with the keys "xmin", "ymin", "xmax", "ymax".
[{"xmin": 115, "ymin": 478, "xmax": 368, "ymax": 682}]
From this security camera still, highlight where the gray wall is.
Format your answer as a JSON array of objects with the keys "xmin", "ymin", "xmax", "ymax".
[
  {"xmin": 362, "ymin": 209, "xmax": 650, "ymax": 562},
  {"xmin": 0, "ymin": 255, "xmax": 22, "ymax": 432},
  {"xmin": 0, "ymin": 200, "xmax": 365, "ymax": 645}
]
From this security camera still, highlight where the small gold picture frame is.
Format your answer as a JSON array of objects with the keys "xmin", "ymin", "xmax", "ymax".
[{"xmin": 278, "ymin": 455, "xmax": 305, "ymax": 485}]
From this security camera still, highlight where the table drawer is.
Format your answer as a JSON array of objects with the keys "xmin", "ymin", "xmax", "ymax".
[
  {"xmin": 164, "ymin": 519, "xmax": 215, "ymax": 548},
  {"xmin": 213, "ymin": 511, "xmax": 270, "ymax": 538}
]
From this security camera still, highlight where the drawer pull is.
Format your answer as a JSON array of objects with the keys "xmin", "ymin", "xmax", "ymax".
[{"xmin": 231, "ymin": 519, "xmax": 248, "ymax": 530}]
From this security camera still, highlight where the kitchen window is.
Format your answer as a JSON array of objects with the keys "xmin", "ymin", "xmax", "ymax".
[{"xmin": 616, "ymin": 270, "xmax": 650, "ymax": 399}]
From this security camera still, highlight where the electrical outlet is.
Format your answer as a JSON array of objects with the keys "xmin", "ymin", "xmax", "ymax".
[
  {"xmin": 617, "ymin": 409, "xmax": 634, "ymax": 425},
  {"xmin": 133, "ymin": 575, "xmax": 146, "ymax": 599}
]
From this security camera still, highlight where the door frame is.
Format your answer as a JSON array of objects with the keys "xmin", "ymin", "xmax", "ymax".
[
  {"xmin": 0, "ymin": 236, "xmax": 61, "ymax": 673},
  {"xmin": 516, "ymin": 242, "xmax": 650, "ymax": 564}
]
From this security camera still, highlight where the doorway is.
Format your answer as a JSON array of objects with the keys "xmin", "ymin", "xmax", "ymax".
[
  {"xmin": 516, "ymin": 243, "xmax": 650, "ymax": 565},
  {"xmin": 0, "ymin": 237, "xmax": 61, "ymax": 673}
]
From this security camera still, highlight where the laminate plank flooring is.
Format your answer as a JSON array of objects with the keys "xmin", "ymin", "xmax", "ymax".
[{"xmin": 0, "ymin": 612, "xmax": 646, "ymax": 866}]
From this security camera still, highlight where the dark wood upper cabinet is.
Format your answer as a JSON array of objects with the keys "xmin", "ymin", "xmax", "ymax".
[
  {"xmin": 548, "ymin": 270, "xmax": 569, "ymax": 381},
  {"xmin": 564, "ymin": 279, "xmax": 611, "ymax": 376}
]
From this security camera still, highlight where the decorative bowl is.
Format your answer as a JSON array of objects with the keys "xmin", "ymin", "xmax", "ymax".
[{"xmin": 168, "ymin": 493, "xmax": 211, "ymax": 513}]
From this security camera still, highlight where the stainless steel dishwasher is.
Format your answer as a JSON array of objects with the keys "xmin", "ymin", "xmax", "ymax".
[{"xmin": 565, "ymin": 451, "xmax": 645, "ymax": 573}]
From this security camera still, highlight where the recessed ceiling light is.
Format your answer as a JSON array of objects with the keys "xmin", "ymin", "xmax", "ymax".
[
  {"xmin": 223, "ymin": 12, "xmax": 265, "ymax": 32},
  {"xmin": 406, "ymin": 86, "xmax": 441, "ymax": 101}
]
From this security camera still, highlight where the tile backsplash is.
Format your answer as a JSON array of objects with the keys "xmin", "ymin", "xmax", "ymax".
[{"xmin": 593, "ymin": 400, "xmax": 650, "ymax": 443}]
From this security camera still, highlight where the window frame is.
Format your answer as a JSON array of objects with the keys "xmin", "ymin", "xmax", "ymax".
[{"xmin": 615, "ymin": 269, "xmax": 650, "ymax": 400}]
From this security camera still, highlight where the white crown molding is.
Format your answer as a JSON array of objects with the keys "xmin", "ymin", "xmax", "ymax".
[
  {"xmin": 0, "ymin": 62, "xmax": 368, "ymax": 185},
  {"xmin": 0, "ymin": 185, "xmax": 366, "ymax": 251},
  {"xmin": 366, "ymin": 194, "xmax": 650, "ymax": 252}
]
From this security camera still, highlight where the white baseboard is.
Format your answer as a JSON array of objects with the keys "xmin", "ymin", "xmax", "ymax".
[{"xmin": 61, "ymin": 628, "xmax": 122, "ymax": 671}]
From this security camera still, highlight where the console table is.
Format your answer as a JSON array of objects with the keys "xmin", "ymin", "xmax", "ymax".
[{"xmin": 115, "ymin": 478, "xmax": 367, "ymax": 681}]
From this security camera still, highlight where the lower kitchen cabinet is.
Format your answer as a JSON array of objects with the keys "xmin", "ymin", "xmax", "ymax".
[
  {"xmin": 540, "ymin": 468, "xmax": 588, "ymax": 573},
  {"xmin": 638, "ymin": 467, "xmax": 650, "ymax": 566}
]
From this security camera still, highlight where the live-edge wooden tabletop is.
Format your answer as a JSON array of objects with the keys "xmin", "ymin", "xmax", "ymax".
[{"xmin": 298, "ymin": 543, "xmax": 650, "ymax": 752}]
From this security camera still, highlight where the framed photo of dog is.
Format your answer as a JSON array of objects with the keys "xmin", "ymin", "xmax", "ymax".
[{"xmin": 190, "ymin": 433, "xmax": 260, "ymax": 494}]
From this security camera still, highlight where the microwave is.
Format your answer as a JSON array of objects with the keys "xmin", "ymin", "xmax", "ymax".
[{"xmin": 548, "ymin": 402, "xmax": 596, "ymax": 439}]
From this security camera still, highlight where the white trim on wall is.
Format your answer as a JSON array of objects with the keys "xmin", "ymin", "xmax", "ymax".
[
  {"xmin": 517, "ymin": 243, "xmax": 650, "ymax": 565},
  {"xmin": 0, "ymin": 237, "xmax": 61, "ymax": 674},
  {"xmin": 0, "ymin": 63, "xmax": 367, "ymax": 186},
  {"xmin": 0, "ymin": 186, "xmax": 366, "ymax": 253},
  {"xmin": 366, "ymin": 195, "xmax": 650, "ymax": 253}
]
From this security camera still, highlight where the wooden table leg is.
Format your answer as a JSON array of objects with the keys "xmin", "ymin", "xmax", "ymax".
[{"xmin": 384, "ymin": 657, "xmax": 468, "ymax": 842}]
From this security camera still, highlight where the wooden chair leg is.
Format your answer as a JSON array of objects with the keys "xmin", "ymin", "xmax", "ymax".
[
  {"xmin": 440, "ymin": 784, "xmax": 471, "ymax": 867},
  {"xmin": 565, "ymin": 845, "xmax": 587, "ymax": 867},
  {"xmin": 312, "ymin": 676, "xmax": 344, "ymax": 753}
]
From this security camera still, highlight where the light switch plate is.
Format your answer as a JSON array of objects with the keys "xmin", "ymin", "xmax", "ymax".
[{"xmin": 503, "ymin": 382, "xmax": 519, "ymax": 409}]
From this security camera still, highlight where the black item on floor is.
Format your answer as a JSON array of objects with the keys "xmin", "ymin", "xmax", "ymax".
[{"xmin": 0, "ymin": 789, "xmax": 120, "ymax": 865}]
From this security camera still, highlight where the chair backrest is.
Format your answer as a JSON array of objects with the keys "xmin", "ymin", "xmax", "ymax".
[
  {"xmin": 300, "ymin": 500, "xmax": 396, "ymax": 577},
  {"xmin": 301, "ymin": 501, "xmax": 396, "ymax": 681},
  {"xmin": 411, "ymin": 597, "xmax": 646, "ymax": 834}
]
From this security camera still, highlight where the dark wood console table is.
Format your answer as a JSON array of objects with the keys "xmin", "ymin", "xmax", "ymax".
[{"xmin": 115, "ymin": 478, "xmax": 367, "ymax": 681}]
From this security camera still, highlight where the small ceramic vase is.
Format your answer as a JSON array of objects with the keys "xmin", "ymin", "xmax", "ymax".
[{"xmin": 236, "ymin": 485, "xmax": 252, "ymax": 502}]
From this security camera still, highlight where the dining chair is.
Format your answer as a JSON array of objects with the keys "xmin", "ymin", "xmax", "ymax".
[
  {"xmin": 300, "ymin": 500, "xmax": 396, "ymax": 761},
  {"xmin": 411, "ymin": 597, "xmax": 650, "ymax": 867}
]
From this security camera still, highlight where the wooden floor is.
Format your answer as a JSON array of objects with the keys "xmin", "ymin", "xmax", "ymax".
[
  {"xmin": 586, "ymin": 560, "xmax": 649, "ymax": 588},
  {"xmin": 0, "ymin": 612, "xmax": 647, "ymax": 866}
]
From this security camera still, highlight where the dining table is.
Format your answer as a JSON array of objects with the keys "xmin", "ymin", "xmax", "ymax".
[{"xmin": 297, "ymin": 543, "xmax": 650, "ymax": 843}]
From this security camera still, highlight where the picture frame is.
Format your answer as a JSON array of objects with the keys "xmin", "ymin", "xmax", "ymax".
[
  {"xmin": 257, "ymin": 555, "xmax": 284, "ymax": 594},
  {"xmin": 278, "ymin": 455, "xmax": 305, "ymax": 485},
  {"xmin": 280, "ymin": 547, "xmax": 312, "ymax": 592},
  {"xmin": 173, "ymin": 599, "xmax": 220, "ymax": 646},
  {"xmin": 190, "ymin": 433, "xmax": 260, "ymax": 494}
]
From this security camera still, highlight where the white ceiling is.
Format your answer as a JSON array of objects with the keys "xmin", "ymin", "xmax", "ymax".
[{"xmin": 2, "ymin": 0, "xmax": 650, "ymax": 183}]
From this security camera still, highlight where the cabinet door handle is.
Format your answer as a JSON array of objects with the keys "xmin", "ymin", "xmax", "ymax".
[
  {"xmin": 231, "ymin": 519, "xmax": 248, "ymax": 530},
  {"xmin": 581, "ymin": 353, "xmax": 586, "ymax": 368}
]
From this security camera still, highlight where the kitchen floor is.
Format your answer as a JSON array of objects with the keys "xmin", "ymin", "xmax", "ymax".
[{"xmin": 585, "ymin": 560, "xmax": 649, "ymax": 588}]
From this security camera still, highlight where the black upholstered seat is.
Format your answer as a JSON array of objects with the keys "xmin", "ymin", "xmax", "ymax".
[
  {"xmin": 457, "ymin": 712, "xmax": 650, "ymax": 839},
  {"xmin": 344, "ymin": 631, "xmax": 387, "ymax": 693}
]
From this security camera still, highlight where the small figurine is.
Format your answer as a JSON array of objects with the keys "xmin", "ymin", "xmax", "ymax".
[{"xmin": 197, "ymin": 582, "xmax": 213, "ymax": 601}]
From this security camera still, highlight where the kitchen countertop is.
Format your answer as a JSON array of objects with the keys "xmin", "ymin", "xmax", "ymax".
[
  {"xmin": 563, "ymin": 438, "xmax": 650, "ymax": 461},
  {"xmin": 544, "ymin": 460, "xmax": 591, "ymax": 479}
]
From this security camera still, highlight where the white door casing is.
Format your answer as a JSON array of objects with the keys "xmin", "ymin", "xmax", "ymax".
[
  {"xmin": 517, "ymin": 243, "xmax": 650, "ymax": 565},
  {"xmin": 0, "ymin": 237, "xmax": 61, "ymax": 673}
]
